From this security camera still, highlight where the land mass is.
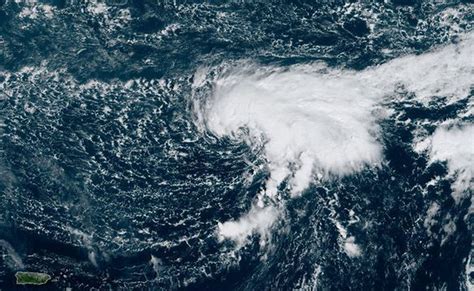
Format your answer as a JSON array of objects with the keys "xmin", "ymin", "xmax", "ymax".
[{"xmin": 15, "ymin": 271, "xmax": 51, "ymax": 285}]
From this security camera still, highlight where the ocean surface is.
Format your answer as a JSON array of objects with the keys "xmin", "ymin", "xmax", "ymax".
[{"xmin": 0, "ymin": 0, "xmax": 473, "ymax": 290}]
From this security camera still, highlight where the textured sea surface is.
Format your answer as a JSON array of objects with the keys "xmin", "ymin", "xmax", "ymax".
[{"xmin": 0, "ymin": 0, "xmax": 473, "ymax": 290}]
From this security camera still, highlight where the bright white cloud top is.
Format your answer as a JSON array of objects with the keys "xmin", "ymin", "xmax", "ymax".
[
  {"xmin": 429, "ymin": 125, "xmax": 474, "ymax": 201},
  {"xmin": 194, "ymin": 32, "xmax": 474, "ymax": 245}
]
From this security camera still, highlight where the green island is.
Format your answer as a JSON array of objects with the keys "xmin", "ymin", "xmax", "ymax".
[{"xmin": 15, "ymin": 271, "xmax": 51, "ymax": 285}]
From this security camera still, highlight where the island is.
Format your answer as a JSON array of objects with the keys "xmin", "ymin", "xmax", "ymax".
[{"xmin": 15, "ymin": 271, "xmax": 51, "ymax": 285}]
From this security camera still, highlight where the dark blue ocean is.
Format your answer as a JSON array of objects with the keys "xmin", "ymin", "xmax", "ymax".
[{"xmin": 0, "ymin": 0, "xmax": 473, "ymax": 290}]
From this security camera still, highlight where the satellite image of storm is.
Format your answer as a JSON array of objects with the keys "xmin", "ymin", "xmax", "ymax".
[{"xmin": 0, "ymin": 0, "xmax": 473, "ymax": 290}]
